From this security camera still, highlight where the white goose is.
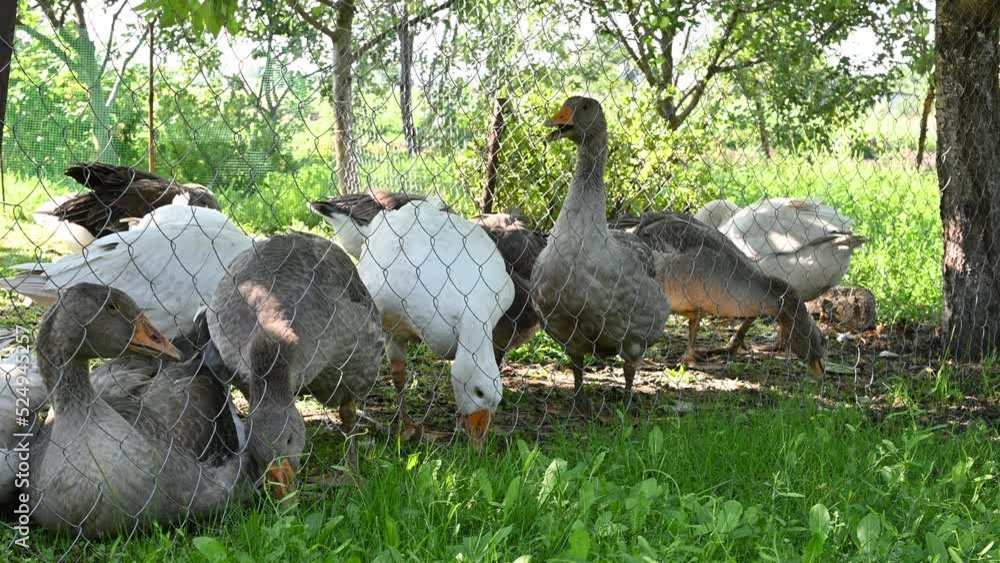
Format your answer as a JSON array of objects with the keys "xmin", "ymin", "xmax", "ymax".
[
  {"xmin": 309, "ymin": 195, "xmax": 514, "ymax": 447},
  {"xmin": 1, "ymin": 205, "xmax": 253, "ymax": 340},
  {"xmin": 695, "ymin": 197, "xmax": 867, "ymax": 349}
]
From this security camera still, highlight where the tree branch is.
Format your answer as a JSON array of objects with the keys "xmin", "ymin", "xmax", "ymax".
[
  {"xmin": 34, "ymin": 0, "xmax": 61, "ymax": 29},
  {"xmin": 20, "ymin": 25, "xmax": 74, "ymax": 68},
  {"xmin": 711, "ymin": 57, "xmax": 764, "ymax": 74},
  {"xmin": 592, "ymin": 12, "xmax": 654, "ymax": 86},
  {"xmin": 99, "ymin": 0, "xmax": 130, "ymax": 76},
  {"xmin": 71, "ymin": 0, "xmax": 86, "ymax": 30},
  {"xmin": 355, "ymin": 0, "xmax": 455, "ymax": 57},
  {"xmin": 626, "ymin": 4, "xmax": 656, "ymax": 83},
  {"xmin": 289, "ymin": 0, "xmax": 340, "ymax": 43},
  {"xmin": 657, "ymin": 27, "xmax": 674, "ymax": 91},
  {"xmin": 105, "ymin": 37, "xmax": 145, "ymax": 108},
  {"xmin": 671, "ymin": 9, "xmax": 742, "ymax": 128}
]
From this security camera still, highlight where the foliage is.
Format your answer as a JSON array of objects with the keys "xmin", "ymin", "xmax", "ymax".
[
  {"xmin": 456, "ymin": 90, "xmax": 716, "ymax": 229},
  {"xmin": 0, "ymin": 404, "xmax": 997, "ymax": 560},
  {"xmin": 582, "ymin": 0, "xmax": 931, "ymax": 148},
  {"xmin": 137, "ymin": 0, "xmax": 240, "ymax": 37}
]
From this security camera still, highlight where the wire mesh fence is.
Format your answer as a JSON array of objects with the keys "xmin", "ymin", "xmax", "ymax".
[{"xmin": 0, "ymin": 0, "xmax": 983, "ymax": 558}]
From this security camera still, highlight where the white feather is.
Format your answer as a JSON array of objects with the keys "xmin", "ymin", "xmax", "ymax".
[
  {"xmin": 712, "ymin": 197, "xmax": 867, "ymax": 300},
  {"xmin": 31, "ymin": 195, "xmax": 96, "ymax": 251},
  {"xmin": 354, "ymin": 201, "xmax": 514, "ymax": 415},
  {"xmin": 2, "ymin": 205, "xmax": 253, "ymax": 339}
]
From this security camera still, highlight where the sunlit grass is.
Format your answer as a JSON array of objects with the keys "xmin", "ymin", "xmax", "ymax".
[{"xmin": 1, "ymin": 404, "xmax": 996, "ymax": 561}]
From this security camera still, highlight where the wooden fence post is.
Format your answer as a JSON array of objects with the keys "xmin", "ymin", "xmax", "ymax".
[
  {"xmin": 480, "ymin": 97, "xmax": 508, "ymax": 215},
  {"xmin": 148, "ymin": 21, "xmax": 155, "ymax": 173}
]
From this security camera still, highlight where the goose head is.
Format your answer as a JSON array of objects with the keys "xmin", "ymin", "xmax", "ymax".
[
  {"xmin": 544, "ymin": 96, "xmax": 607, "ymax": 145},
  {"xmin": 451, "ymin": 343, "xmax": 504, "ymax": 451},
  {"xmin": 40, "ymin": 283, "xmax": 182, "ymax": 363},
  {"xmin": 307, "ymin": 200, "xmax": 370, "ymax": 260},
  {"xmin": 242, "ymin": 335, "xmax": 306, "ymax": 501},
  {"xmin": 246, "ymin": 400, "xmax": 305, "ymax": 501},
  {"xmin": 181, "ymin": 183, "xmax": 222, "ymax": 210},
  {"xmin": 788, "ymin": 320, "xmax": 827, "ymax": 378}
]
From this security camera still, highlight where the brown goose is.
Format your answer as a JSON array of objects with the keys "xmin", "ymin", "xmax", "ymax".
[
  {"xmin": 531, "ymin": 96, "xmax": 671, "ymax": 415},
  {"xmin": 207, "ymin": 232, "xmax": 384, "ymax": 497},
  {"xmin": 32, "ymin": 162, "xmax": 221, "ymax": 249},
  {"xmin": 694, "ymin": 198, "xmax": 866, "ymax": 353},
  {"xmin": 610, "ymin": 212, "xmax": 826, "ymax": 375},
  {"xmin": 28, "ymin": 284, "xmax": 248, "ymax": 539}
]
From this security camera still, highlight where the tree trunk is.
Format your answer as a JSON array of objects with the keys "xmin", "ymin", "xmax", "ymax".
[
  {"xmin": 398, "ymin": 3, "xmax": 418, "ymax": 156},
  {"xmin": 751, "ymin": 95, "xmax": 772, "ymax": 159},
  {"xmin": 332, "ymin": 0, "xmax": 358, "ymax": 195},
  {"xmin": 937, "ymin": 0, "xmax": 1000, "ymax": 361},
  {"xmin": 480, "ymin": 97, "xmax": 507, "ymax": 214}
]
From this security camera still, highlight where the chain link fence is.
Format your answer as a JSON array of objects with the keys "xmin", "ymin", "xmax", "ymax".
[{"xmin": 0, "ymin": 0, "xmax": 976, "ymax": 558}]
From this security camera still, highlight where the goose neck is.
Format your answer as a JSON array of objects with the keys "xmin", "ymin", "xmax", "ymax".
[
  {"xmin": 36, "ymin": 319, "xmax": 97, "ymax": 410},
  {"xmin": 556, "ymin": 132, "xmax": 610, "ymax": 233}
]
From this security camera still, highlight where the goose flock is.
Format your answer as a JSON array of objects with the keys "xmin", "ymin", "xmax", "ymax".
[{"xmin": 0, "ymin": 96, "xmax": 866, "ymax": 538}]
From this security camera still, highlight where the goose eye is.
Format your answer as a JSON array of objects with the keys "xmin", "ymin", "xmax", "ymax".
[{"xmin": 107, "ymin": 301, "xmax": 119, "ymax": 312}]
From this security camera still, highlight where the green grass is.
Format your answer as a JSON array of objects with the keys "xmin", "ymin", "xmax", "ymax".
[{"xmin": 3, "ymin": 403, "xmax": 997, "ymax": 561}]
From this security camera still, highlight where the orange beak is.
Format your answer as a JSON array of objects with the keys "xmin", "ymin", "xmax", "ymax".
[
  {"xmin": 544, "ymin": 105, "xmax": 574, "ymax": 127},
  {"xmin": 460, "ymin": 410, "xmax": 491, "ymax": 452},
  {"xmin": 266, "ymin": 459, "xmax": 296, "ymax": 500},
  {"xmin": 128, "ymin": 314, "xmax": 182, "ymax": 361}
]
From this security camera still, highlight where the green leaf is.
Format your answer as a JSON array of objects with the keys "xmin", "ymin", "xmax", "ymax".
[
  {"xmin": 926, "ymin": 531, "xmax": 947, "ymax": 562},
  {"xmin": 579, "ymin": 479, "xmax": 596, "ymax": 516},
  {"xmin": 647, "ymin": 425, "xmax": 664, "ymax": 455},
  {"xmin": 192, "ymin": 537, "xmax": 229, "ymax": 563},
  {"xmin": 502, "ymin": 477, "xmax": 521, "ymax": 517},
  {"xmin": 303, "ymin": 511, "xmax": 326, "ymax": 538},
  {"xmin": 803, "ymin": 534, "xmax": 825, "ymax": 563},
  {"xmin": 405, "ymin": 453, "xmax": 420, "ymax": 471},
  {"xmin": 715, "ymin": 499, "xmax": 743, "ymax": 535},
  {"xmin": 569, "ymin": 520, "xmax": 590, "ymax": 560},
  {"xmin": 856, "ymin": 513, "xmax": 881, "ymax": 553},
  {"xmin": 538, "ymin": 458, "xmax": 568, "ymax": 504},
  {"xmin": 478, "ymin": 469, "xmax": 495, "ymax": 504},
  {"xmin": 383, "ymin": 515, "xmax": 400, "ymax": 547},
  {"xmin": 808, "ymin": 503, "xmax": 831, "ymax": 539}
]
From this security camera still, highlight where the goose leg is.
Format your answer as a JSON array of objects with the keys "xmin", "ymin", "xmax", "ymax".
[
  {"xmin": 340, "ymin": 399, "xmax": 359, "ymax": 474},
  {"xmin": 622, "ymin": 361, "xmax": 637, "ymax": 412},
  {"xmin": 682, "ymin": 313, "xmax": 702, "ymax": 368},
  {"xmin": 390, "ymin": 357, "xmax": 422, "ymax": 440},
  {"xmin": 308, "ymin": 399, "xmax": 363, "ymax": 488},
  {"xmin": 705, "ymin": 318, "xmax": 755, "ymax": 356},
  {"xmin": 570, "ymin": 355, "xmax": 592, "ymax": 418},
  {"xmin": 750, "ymin": 323, "xmax": 789, "ymax": 353}
]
